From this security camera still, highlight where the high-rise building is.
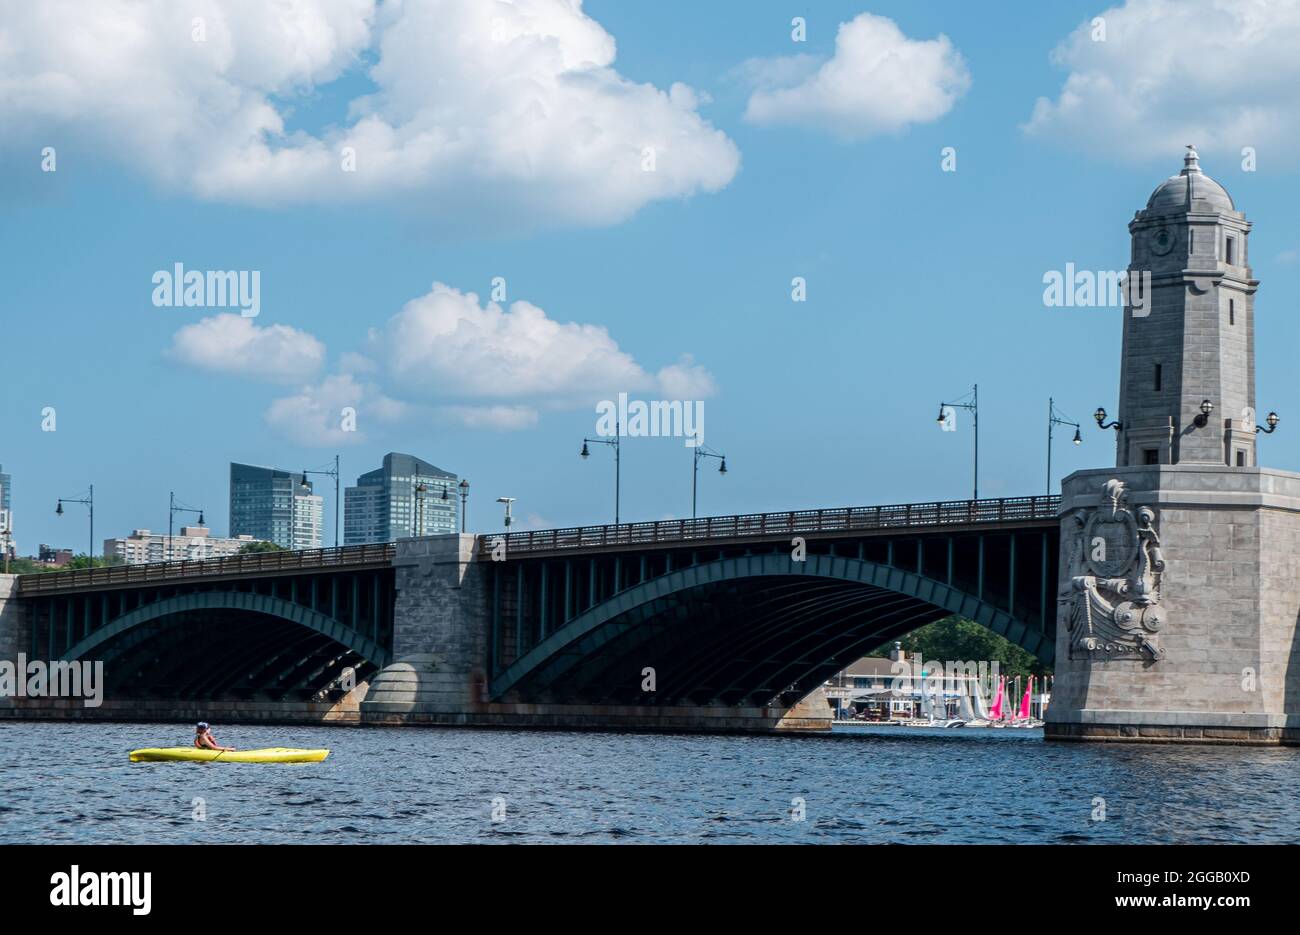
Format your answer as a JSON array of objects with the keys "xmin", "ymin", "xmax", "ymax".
[
  {"xmin": 0, "ymin": 465, "xmax": 13, "ymax": 560},
  {"xmin": 229, "ymin": 462, "xmax": 324, "ymax": 550},
  {"xmin": 104, "ymin": 526, "xmax": 261, "ymax": 565},
  {"xmin": 344, "ymin": 453, "xmax": 457, "ymax": 545}
]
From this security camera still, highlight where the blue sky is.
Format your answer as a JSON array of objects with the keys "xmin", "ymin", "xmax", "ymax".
[{"xmin": 3, "ymin": 0, "xmax": 1300, "ymax": 553}]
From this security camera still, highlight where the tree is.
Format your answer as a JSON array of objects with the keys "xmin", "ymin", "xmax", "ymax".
[
  {"xmin": 62, "ymin": 554, "xmax": 125, "ymax": 570},
  {"xmin": 870, "ymin": 615, "xmax": 1050, "ymax": 678},
  {"xmin": 238, "ymin": 540, "xmax": 286, "ymax": 554}
]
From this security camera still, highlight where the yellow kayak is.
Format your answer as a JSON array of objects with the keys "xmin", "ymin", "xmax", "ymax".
[{"xmin": 129, "ymin": 747, "xmax": 329, "ymax": 764}]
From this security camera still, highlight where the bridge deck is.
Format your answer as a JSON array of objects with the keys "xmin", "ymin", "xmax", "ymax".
[
  {"xmin": 481, "ymin": 495, "xmax": 1061, "ymax": 559},
  {"xmin": 16, "ymin": 543, "xmax": 396, "ymax": 596}
]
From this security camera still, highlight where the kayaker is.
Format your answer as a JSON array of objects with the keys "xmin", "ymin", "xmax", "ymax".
[{"xmin": 194, "ymin": 722, "xmax": 235, "ymax": 752}]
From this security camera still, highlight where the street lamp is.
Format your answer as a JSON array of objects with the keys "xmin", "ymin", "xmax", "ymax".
[
  {"xmin": 169, "ymin": 491, "xmax": 205, "ymax": 563},
  {"xmin": 937, "ymin": 385, "xmax": 979, "ymax": 500},
  {"xmin": 458, "ymin": 478, "xmax": 470, "ymax": 534},
  {"xmin": 302, "ymin": 455, "xmax": 340, "ymax": 547},
  {"xmin": 581, "ymin": 421, "xmax": 621, "ymax": 524},
  {"xmin": 691, "ymin": 440, "xmax": 727, "ymax": 519},
  {"xmin": 1046, "ymin": 398, "xmax": 1082, "ymax": 494},
  {"xmin": 1195, "ymin": 398, "xmax": 1215, "ymax": 428},
  {"xmin": 1094, "ymin": 407, "xmax": 1123, "ymax": 431},
  {"xmin": 413, "ymin": 476, "xmax": 428, "ymax": 538},
  {"xmin": 1257, "ymin": 411, "xmax": 1281, "ymax": 435},
  {"xmin": 55, "ymin": 485, "xmax": 94, "ymax": 563},
  {"xmin": 497, "ymin": 497, "xmax": 516, "ymax": 529},
  {"xmin": 0, "ymin": 519, "xmax": 12, "ymax": 575}
]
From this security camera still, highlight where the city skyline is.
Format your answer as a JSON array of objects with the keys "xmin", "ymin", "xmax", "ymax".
[{"xmin": 4, "ymin": 0, "xmax": 1300, "ymax": 555}]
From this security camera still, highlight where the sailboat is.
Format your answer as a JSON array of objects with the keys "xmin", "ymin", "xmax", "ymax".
[{"xmin": 987, "ymin": 675, "xmax": 1007, "ymax": 728}]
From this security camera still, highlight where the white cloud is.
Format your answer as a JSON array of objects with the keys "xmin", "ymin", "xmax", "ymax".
[
  {"xmin": 0, "ymin": 0, "xmax": 738, "ymax": 226},
  {"xmin": 168, "ymin": 313, "xmax": 325, "ymax": 383},
  {"xmin": 177, "ymin": 282, "xmax": 716, "ymax": 442},
  {"xmin": 1024, "ymin": 0, "xmax": 1300, "ymax": 160},
  {"xmin": 264, "ymin": 373, "xmax": 405, "ymax": 446},
  {"xmin": 742, "ymin": 13, "xmax": 970, "ymax": 140},
  {"xmin": 368, "ymin": 282, "xmax": 716, "ymax": 419},
  {"xmin": 440, "ymin": 405, "xmax": 540, "ymax": 431}
]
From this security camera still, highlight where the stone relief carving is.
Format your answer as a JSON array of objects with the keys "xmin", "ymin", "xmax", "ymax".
[{"xmin": 1059, "ymin": 478, "xmax": 1166, "ymax": 661}]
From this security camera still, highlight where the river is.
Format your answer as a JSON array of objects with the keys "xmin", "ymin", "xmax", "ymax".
[{"xmin": 2, "ymin": 721, "xmax": 1296, "ymax": 843}]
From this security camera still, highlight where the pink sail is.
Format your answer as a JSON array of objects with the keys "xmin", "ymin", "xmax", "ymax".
[
  {"xmin": 987, "ymin": 676, "xmax": 1005, "ymax": 720},
  {"xmin": 1018, "ymin": 675, "xmax": 1033, "ymax": 720}
]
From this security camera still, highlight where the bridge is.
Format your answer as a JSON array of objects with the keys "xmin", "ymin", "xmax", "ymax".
[{"xmin": 0, "ymin": 495, "xmax": 1058, "ymax": 730}]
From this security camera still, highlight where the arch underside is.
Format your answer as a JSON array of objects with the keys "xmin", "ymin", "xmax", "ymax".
[
  {"xmin": 57, "ymin": 591, "xmax": 387, "ymax": 702},
  {"xmin": 494, "ymin": 554, "xmax": 1049, "ymax": 706}
]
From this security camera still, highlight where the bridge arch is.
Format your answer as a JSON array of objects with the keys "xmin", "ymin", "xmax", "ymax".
[
  {"xmin": 491, "ymin": 553, "xmax": 1049, "ymax": 705},
  {"xmin": 59, "ymin": 590, "xmax": 390, "ymax": 669}
]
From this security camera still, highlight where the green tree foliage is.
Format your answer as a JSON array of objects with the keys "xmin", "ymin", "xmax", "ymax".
[
  {"xmin": 62, "ymin": 554, "xmax": 125, "ymax": 570},
  {"xmin": 871, "ymin": 615, "xmax": 1050, "ymax": 678},
  {"xmin": 238, "ymin": 540, "xmax": 287, "ymax": 554}
]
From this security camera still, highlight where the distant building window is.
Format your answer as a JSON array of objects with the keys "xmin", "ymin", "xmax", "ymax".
[
  {"xmin": 1144, "ymin": 449, "xmax": 1160, "ymax": 465},
  {"xmin": 1154, "ymin": 363, "xmax": 1162, "ymax": 391}
]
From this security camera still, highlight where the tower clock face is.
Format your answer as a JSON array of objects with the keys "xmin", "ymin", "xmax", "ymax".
[{"xmin": 1150, "ymin": 227, "xmax": 1174, "ymax": 255}]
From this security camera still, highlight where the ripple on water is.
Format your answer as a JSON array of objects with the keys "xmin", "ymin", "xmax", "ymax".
[{"xmin": 2, "ymin": 722, "xmax": 1299, "ymax": 843}]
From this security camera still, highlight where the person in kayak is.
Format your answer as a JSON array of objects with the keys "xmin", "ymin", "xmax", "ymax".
[{"xmin": 194, "ymin": 722, "xmax": 235, "ymax": 752}]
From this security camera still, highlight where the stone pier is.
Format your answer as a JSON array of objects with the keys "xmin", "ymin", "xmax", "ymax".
[
  {"xmin": 360, "ymin": 535, "xmax": 831, "ymax": 732},
  {"xmin": 1046, "ymin": 466, "xmax": 1300, "ymax": 744}
]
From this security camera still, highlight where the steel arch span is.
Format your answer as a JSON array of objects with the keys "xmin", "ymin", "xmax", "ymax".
[
  {"xmin": 56, "ymin": 590, "xmax": 390, "ymax": 701},
  {"xmin": 490, "ymin": 553, "xmax": 1050, "ymax": 706}
]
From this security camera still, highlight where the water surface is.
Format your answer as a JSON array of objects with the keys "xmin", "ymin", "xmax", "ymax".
[{"xmin": 2, "ymin": 721, "xmax": 1295, "ymax": 843}]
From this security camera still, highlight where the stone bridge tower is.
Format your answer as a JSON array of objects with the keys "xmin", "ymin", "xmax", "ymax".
[
  {"xmin": 1116, "ymin": 145, "xmax": 1258, "ymax": 468},
  {"xmin": 1047, "ymin": 148, "xmax": 1300, "ymax": 745}
]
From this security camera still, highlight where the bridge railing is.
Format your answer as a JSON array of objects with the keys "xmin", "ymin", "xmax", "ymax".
[
  {"xmin": 480, "ymin": 495, "xmax": 1061, "ymax": 557},
  {"xmin": 16, "ymin": 543, "xmax": 397, "ymax": 594}
]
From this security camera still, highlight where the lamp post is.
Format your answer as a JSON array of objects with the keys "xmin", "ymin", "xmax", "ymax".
[
  {"xmin": 458, "ymin": 478, "xmax": 470, "ymax": 534},
  {"xmin": 1094, "ymin": 407, "xmax": 1123, "ymax": 431},
  {"xmin": 412, "ymin": 477, "xmax": 428, "ymax": 538},
  {"xmin": 497, "ymin": 497, "xmax": 516, "ymax": 529},
  {"xmin": 1047, "ymin": 398, "xmax": 1082, "ymax": 494},
  {"xmin": 55, "ymin": 485, "xmax": 94, "ymax": 563},
  {"xmin": 691, "ymin": 440, "xmax": 727, "ymax": 519},
  {"xmin": 580, "ymin": 421, "xmax": 621, "ymax": 524},
  {"xmin": 1, "ymin": 519, "xmax": 12, "ymax": 575},
  {"xmin": 303, "ymin": 455, "xmax": 340, "ymax": 547},
  {"xmin": 937, "ymin": 385, "xmax": 979, "ymax": 500},
  {"xmin": 168, "ymin": 491, "xmax": 205, "ymax": 563},
  {"xmin": 1257, "ymin": 411, "xmax": 1281, "ymax": 435}
]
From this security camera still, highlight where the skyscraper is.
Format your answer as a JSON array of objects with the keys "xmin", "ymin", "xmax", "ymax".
[
  {"xmin": 343, "ymin": 453, "xmax": 457, "ymax": 545},
  {"xmin": 0, "ymin": 464, "xmax": 12, "ymax": 559},
  {"xmin": 229, "ymin": 462, "xmax": 324, "ymax": 550}
]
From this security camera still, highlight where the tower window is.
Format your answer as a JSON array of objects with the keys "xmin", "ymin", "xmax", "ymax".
[
  {"xmin": 1236, "ymin": 451, "xmax": 1246, "ymax": 467},
  {"xmin": 1143, "ymin": 449, "xmax": 1160, "ymax": 465},
  {"xmin": 1226, "ymin": 236, "xmax": 1236, "ymax": 264},
  {"xmin": 1154, "ymin": 363, "xmax": 1162, "ymax": 391},
  {"xmin": 1229, "ymin": 299, "xmax": 1235, "ymax": 325}
]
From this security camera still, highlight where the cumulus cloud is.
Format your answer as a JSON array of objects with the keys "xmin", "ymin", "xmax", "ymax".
[
  {"xmin": 1024, "ymin": 0, "xmax": 1300, "ymax": 160},
  {"xmin": 0, "ymin": 0, "xmax": 739, "ymax": 226},
  {"xmin": 742, "ymin": 13, "xmax": 970, "ymax": 140},
  {"xmin": 176, "ymin": 283, "xmax": 717, "ymax": 444},
  {"xmin": 168, "ymin": 313, "xmax": 325, "ymax": 383},
  {"xmin": 264, "ymin": 373, "xmax": 406, "ymax": 446},
  {"xmin": 367, "ymin": 282, "xmax": 715, "ymax": 415}
]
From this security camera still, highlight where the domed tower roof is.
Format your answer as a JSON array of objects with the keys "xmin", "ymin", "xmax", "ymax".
[{"xmin": 1145, "ymin": 145, "xmax": 1234, "ymax": 213}]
